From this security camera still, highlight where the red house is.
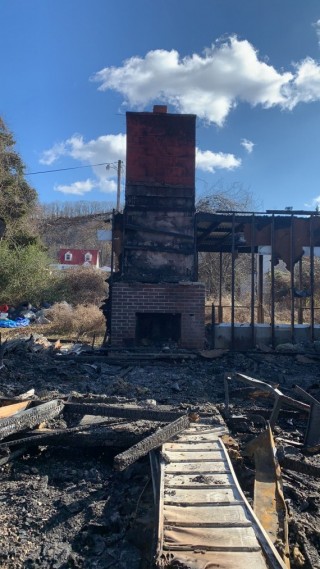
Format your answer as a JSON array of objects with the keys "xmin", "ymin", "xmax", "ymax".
[{"xmin": 58, "ymin": 248, "xmax": 101, "ymax": 268}]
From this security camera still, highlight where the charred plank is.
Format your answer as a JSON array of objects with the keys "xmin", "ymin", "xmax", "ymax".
[
  {"xmin": 278, "ymin": 451, "xmax": 320, "ymax": 478},
  {"xmin": 114, "ymin": 414, "xmax": 190, "ymax": 471},
  {"xmin": 64, "ymin": 402, "xmax": 186, "ymax": 423},
  {"xmin": 0, "ymin": 400, "xmax": 64, "ymax": 441},
  {"xmin": 0, "ymin": 426, "xmax": 154, "ymax": 450}
]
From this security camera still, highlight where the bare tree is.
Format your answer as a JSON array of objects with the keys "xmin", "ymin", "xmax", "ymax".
[
  {"xmin": 196, "ymin": 182, "xmax": 258, "ymax": 300},
  {"xmin": 39, "ymin": 200, "xmax": 115, "ymax": 219}
]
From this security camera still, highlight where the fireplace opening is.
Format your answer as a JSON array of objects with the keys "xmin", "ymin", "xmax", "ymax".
[{"xmin": 136, "ymin": 313, "xmax": 181, "ymax": 346}]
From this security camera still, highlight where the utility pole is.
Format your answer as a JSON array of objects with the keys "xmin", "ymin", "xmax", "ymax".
[
  {"xmin": 106, "ymin": 160, "xmax": 122, "ymax": 211},
  {"xmin": 116, "ymin": 160, "xmax": 122, "ymax": 212}
]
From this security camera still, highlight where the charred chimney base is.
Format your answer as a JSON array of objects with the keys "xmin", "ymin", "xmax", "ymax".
[{"xmin": 111, "ymin": 282, "xmax": 205, "ymax": 350}]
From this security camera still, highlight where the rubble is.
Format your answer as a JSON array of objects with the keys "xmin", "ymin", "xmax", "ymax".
[{"xmin": 0, "ymin": 335, "xmax": 319, "ymax": 567}]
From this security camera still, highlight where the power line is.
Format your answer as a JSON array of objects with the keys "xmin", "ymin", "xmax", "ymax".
[{"xmin": 25, "ymin": 161, "xmax": 119, "ymax": 176}]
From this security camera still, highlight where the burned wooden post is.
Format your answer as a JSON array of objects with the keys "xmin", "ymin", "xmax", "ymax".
[
  {"xmin": 257, "ymin": 254, "xmax": 264, "ymax": 324},
  {"xmin": 231, "ymin": 212, "xmax": 236, "ymax": 351},
  {"xmin": 290, "ymin": 214, "xmax": 295, "ymax": 344},
  {"xmin": 269, "ymin": 395, "xmax": 283, "ymax": 429},
  {"xmin": 218, "ymin": 250, "xmax": 223, "ymax": 323},
  {"xmin": 298, "ymin": 257, "xmax": 304, "ymax": 324},
  {"xmin": 114, "ymin": 414, "xmax": 191, "ymax": 471},
  {"xmin": 294, "ymin": 385, "xmax": 320, "ymax": 451},
  {"xmin": 271, "ymin": 214, "xmax": 275, "ymax": 348},
  {"xmin": 310, "ymin": 214, "xmax": 315, "ymax": 342},
  {"xmin": 250, "ymin": 213, "xmax": 256, "ymax": 348},
  {"xmin": 211, "ymin": 302, "xmax": 215, "ymax": 349}
]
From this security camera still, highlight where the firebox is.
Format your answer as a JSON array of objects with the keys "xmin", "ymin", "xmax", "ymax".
[
  {"xmin": 108, "ymin": 106, "xmax": 205, "ymax": 350},
  {"xmin": 136, "ymin": 313, "xmax": 181, "ymax": 346}
]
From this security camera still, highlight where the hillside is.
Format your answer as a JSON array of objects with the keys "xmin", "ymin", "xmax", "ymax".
[{"xmin": 38, "ymin": 212, "xmax": 112, "ymax": 265}]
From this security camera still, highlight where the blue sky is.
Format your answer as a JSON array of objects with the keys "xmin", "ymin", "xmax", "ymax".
[{"xmin": 1, "ymin": 0, "xmax": 320, "ymax": 210}]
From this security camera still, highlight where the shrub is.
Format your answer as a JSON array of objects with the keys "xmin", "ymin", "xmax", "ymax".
[
  {"xmin": 48, "ymin": 267, "xmax": 107, "ymax": 306},
  {"xmin": 0, "ymin": 241, "xmax": 53, "ymax": 305},
  {"xmin": 45, "ymin": 302, "xmax": 105, "ymax": 337}
]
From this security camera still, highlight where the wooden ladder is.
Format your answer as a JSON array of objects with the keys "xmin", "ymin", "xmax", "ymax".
[{"xmin": 153, "ymin": 420, "xmax": 288, "ymax": 569}]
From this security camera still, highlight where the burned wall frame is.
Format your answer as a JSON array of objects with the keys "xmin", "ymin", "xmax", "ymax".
[{"xmin": 196, "ymin": 210, "xmax": 320, "ymax": 349}]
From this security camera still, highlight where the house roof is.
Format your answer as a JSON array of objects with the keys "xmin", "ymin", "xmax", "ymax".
[{"xmin": 59, "ymin": 248, "xmax": 100, "ymax": 265}]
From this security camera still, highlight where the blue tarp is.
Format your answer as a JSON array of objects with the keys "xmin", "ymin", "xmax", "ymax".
[{"xmin": 0, "ymin": 317, "xmax": 30, "ymax": 328}]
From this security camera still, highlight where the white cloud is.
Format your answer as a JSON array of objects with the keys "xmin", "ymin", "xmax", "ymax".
[
  {"xmin": 40, "ymin": 133, "xmax": 126, "ymax": 165},
  {"xmin": 313, "ymin": 19, "xmax": 320, "ymax": 47},
  {"xmin": 42, "ymin": 130, "xmax": 241, "ymax": 196},
  {"xmin": 241, "ymin": 138, "xmax": 254, "ymax": 153},
  {"xmin": 91, "ymin": 37, "xmax": 292, "ymax": 126},
  {"xmin": 54, "ymin": 176, "xmax": 117, "ymax": 197},
  {"xmin": 98, "ymin": 178, "xmax": 118, "ymax": 193},
  {"xmin": 196, "ymin": 148, "xmax": 241, "ymax": 172},
  {"xmin": 54, "ymin": 179, "xmax": 96, "ymax": 196},
  {"xmin": 40, "ymin": 142, "xmax": 67, "ymax": 165},
  {"xmin": 285, "ymin": 57, "xmax": 320, "ymax": 107},
  {"xmin": 40, "ymin": 133, "xmax": 126, "ymax": 195},
  {"xmin": 307, "ymin": 195, "xmax": 320, "ymax": 209},
  {"xmin": 92, "ymin": 36, "xmax": 320, "ymax": 125}
]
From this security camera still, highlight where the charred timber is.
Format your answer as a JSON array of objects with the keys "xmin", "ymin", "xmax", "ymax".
[
  {"xmin": 64, "ymin": 402, "xmax": 186, "ymax": 423},
  {"xmin": 114, "ymin": 414, "xmax": 190, "ymax": 471},
  {"xmin": 0, "ymin": 423, "xmax": 157, "ymax": 450},
  {"xmin": 0, "ymin": 400, "xmax": 64, "ymax": 441},
  {"xmin": 123, "ymin": 244, "xmax": 194, "ymax": 254},
  {"xmin": 0, "ymin": 447, "xmax": 26, "ymax": 466},
  {"xmin": 278, "ymin": 451, "xmax": 320, "ymax": 478}
]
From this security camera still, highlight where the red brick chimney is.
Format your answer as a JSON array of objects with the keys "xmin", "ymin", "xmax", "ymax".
[{"xmin": 153, "ymin": 105, "xmax": 167, "ymax": 113}]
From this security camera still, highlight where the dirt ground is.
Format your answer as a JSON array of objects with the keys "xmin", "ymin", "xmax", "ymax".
[{"xmin": 0, "ymin": 337, "xmax": 319, "ymax": 568}]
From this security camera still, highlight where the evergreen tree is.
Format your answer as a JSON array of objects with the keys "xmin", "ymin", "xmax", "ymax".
[
  {"xmin": 0, "ymin": 118, "xmax": 55, "ymax": 305},
  {"xmin": 0, "ymin": 117, "xmax": 38, "ymax": 245}
]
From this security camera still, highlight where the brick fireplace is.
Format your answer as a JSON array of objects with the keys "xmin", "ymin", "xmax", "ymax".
[{"xmin": 109, "ymin": 106, "xmax": 205, "ymax": 349}]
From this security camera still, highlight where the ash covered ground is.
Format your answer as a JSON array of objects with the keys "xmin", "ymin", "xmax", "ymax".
[{"xmin": 0, "ymin": 338, "xmax": 319, "ymax": 568}]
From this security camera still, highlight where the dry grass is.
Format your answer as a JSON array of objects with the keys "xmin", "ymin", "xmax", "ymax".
[
  {"xmin": 205, "ymin": 296, "xmax": 253, "ymax": 324},
  {"xmin": 205, "ymin": 295, "xmax": 296, "ymax": 325},
  {"xmin": 0, "ymin": 303, "xmax": 106, "ymax": 343},
  {"xmin": 44, "ymin": 302, "xmax": 106, "ymax": 338}
]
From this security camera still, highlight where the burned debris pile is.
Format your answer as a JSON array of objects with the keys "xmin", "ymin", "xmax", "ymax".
[{"xmin": 0, "ymin": 335, "xmax": 319, "ymax": 568}]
